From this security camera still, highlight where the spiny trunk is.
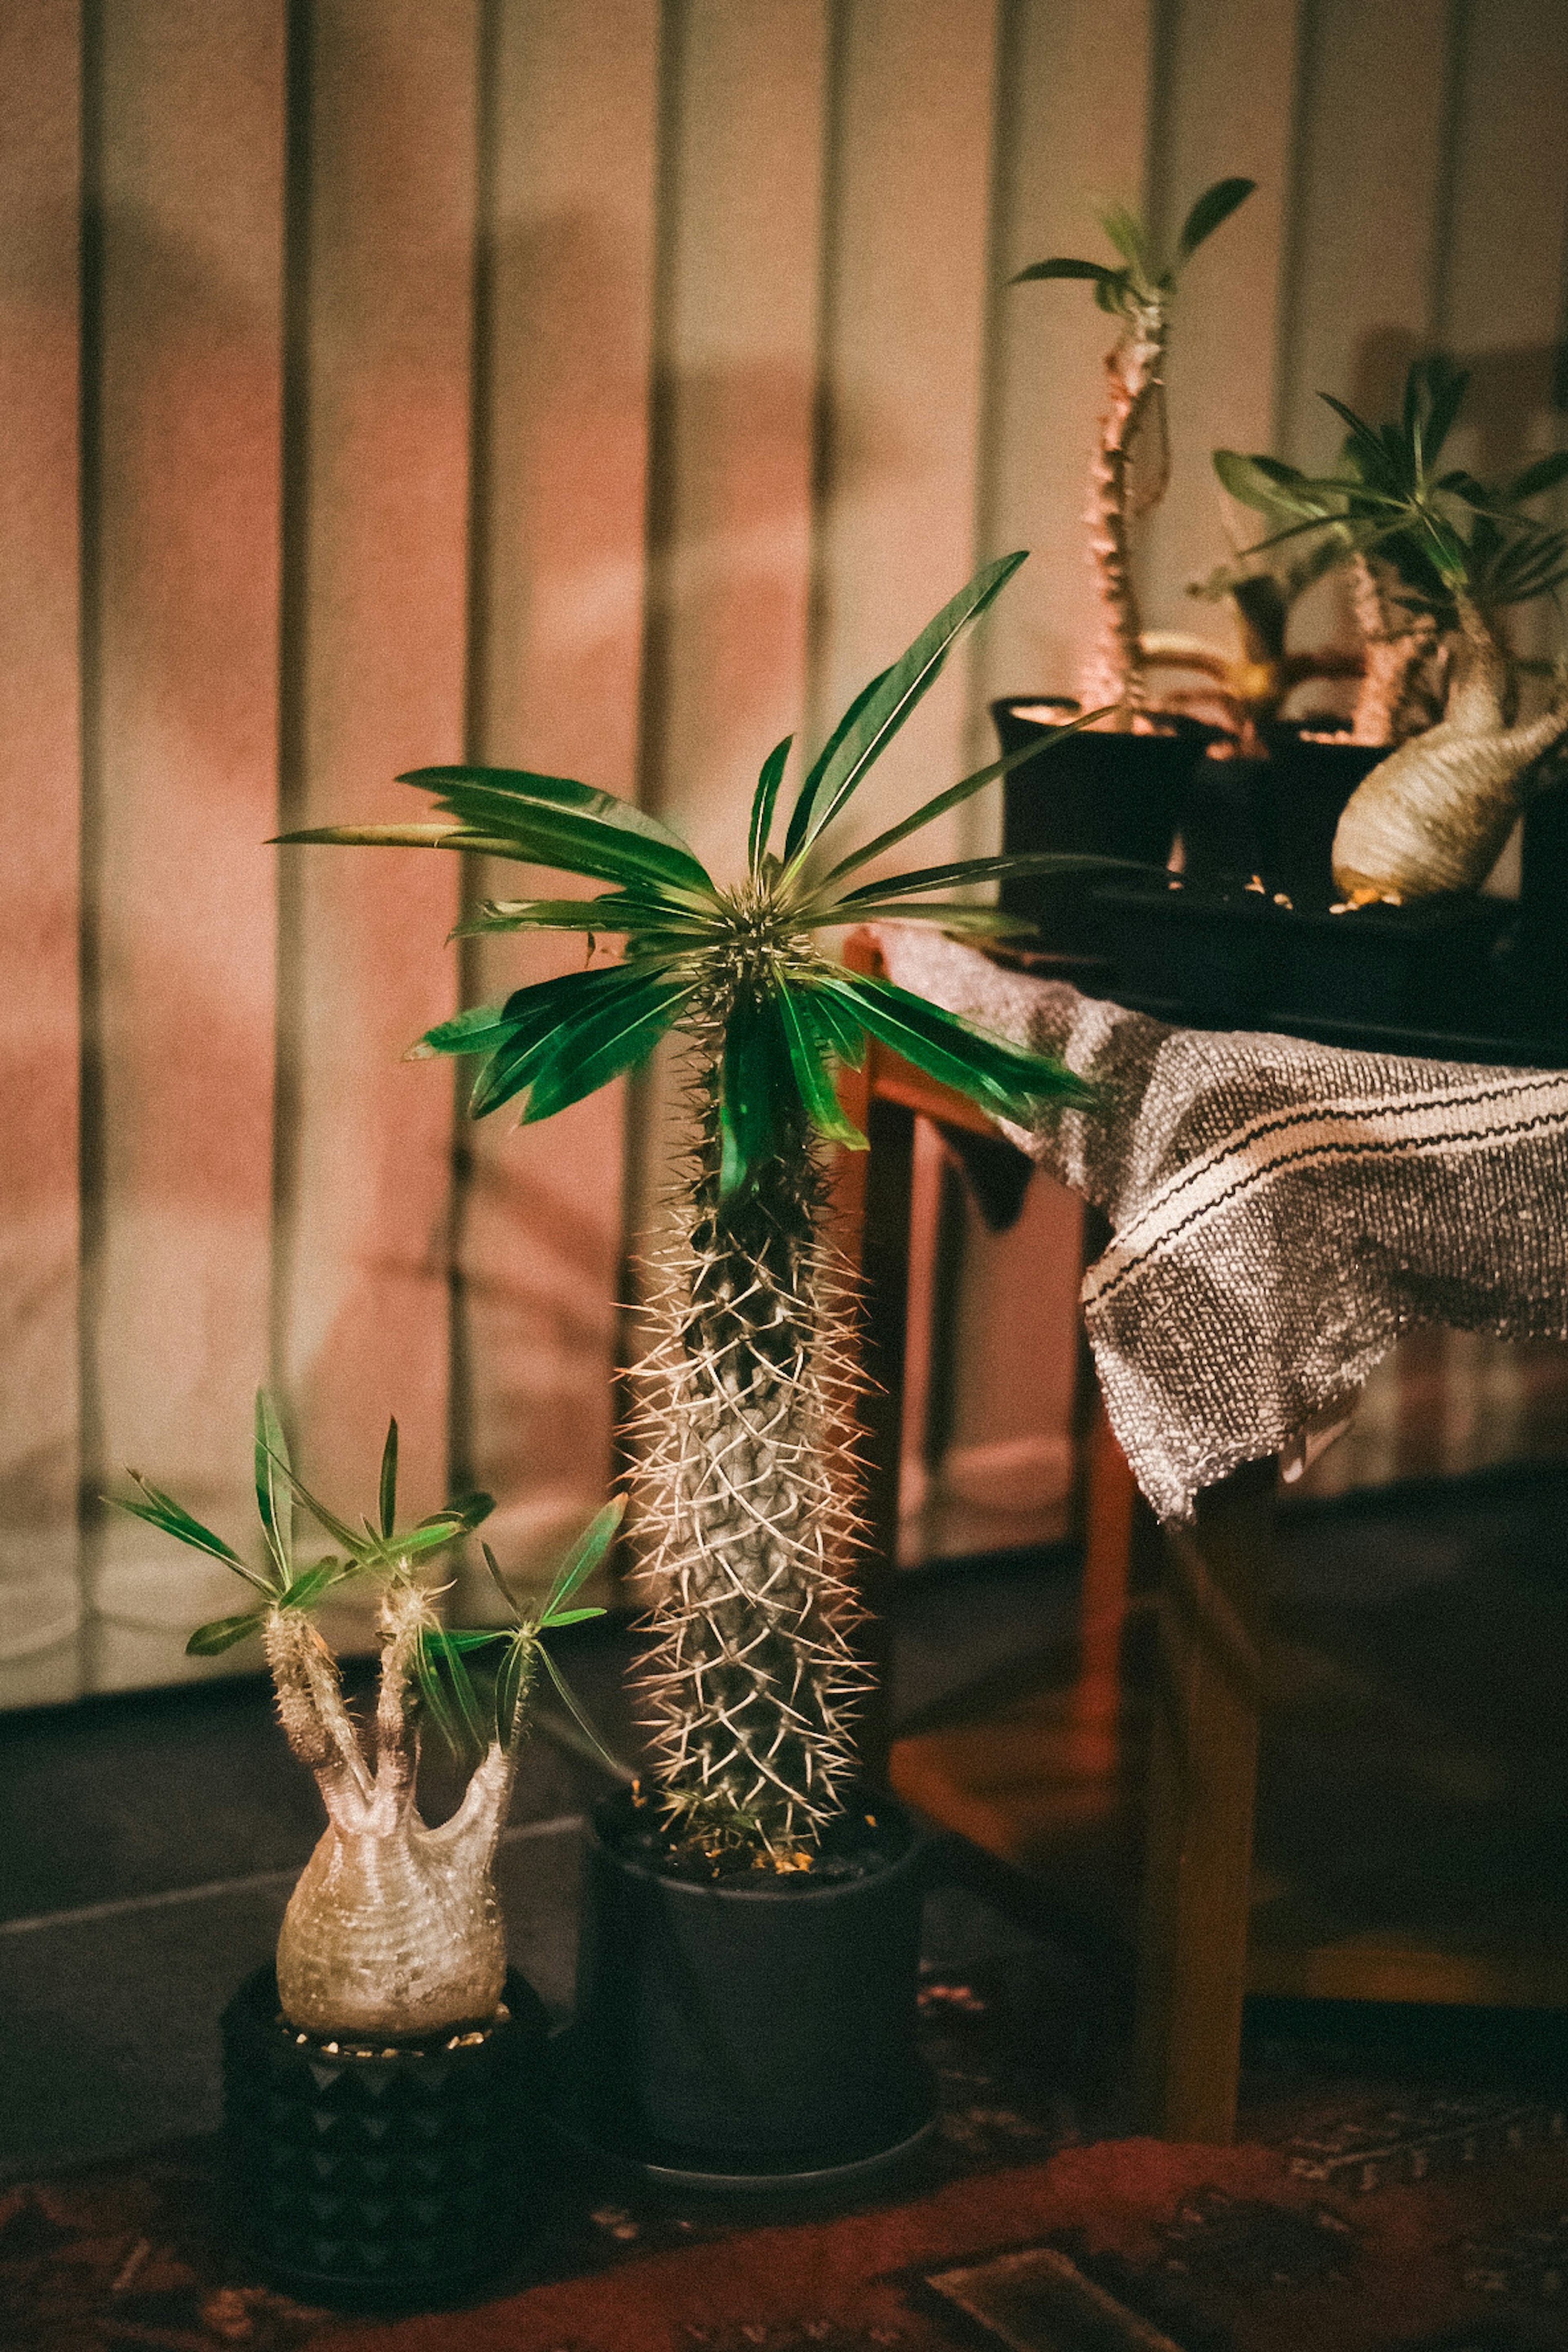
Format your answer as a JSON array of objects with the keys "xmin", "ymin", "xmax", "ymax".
[
  {"xmin": 266, "ymin": 1588, "xmax": 519, "ymax": 2038},
  {"xmin": 1332, "ymin": 592, "xmax": 1568, "ymax": 902},
  {"xmin": 1078, "ymin": 302, "xmax": 1167, "ymax": 728},
  {"xmin": 632, "ymin": 1059, "xmax": 869, "ymax": 1863},
  {"xmin": 1347, "ymin": 554, "xmax": 1443, "ymax": 746}
]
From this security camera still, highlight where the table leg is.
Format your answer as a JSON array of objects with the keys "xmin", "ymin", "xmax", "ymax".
[
  {"xmin": 846, "ymin": 1091, "xmax": 918, "ymax": 1784},
  {"xmin": 1134, "ymin": 1454, "xmax": 1275, "ymax": 2143}
]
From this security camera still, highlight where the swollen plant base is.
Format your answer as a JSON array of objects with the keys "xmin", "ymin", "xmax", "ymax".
[
  {"xmin": 221, "ymin": 1965, "xmax": 547, "ymax": 2310},
  {"xmin": 551, "ymin": 1791, "xmax": 935, "ymax": 2192}
]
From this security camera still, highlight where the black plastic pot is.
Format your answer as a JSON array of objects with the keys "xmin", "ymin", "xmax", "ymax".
[
  {"xmin": 1254, "ymin": 725, "xmax": 1389, "ymax": 903},
  {"xmin": 222, "ymin": 1965, "xmax": 548, "ymax": 2310},
  {"xmin": 993, "ymin": 697, "xmax": 1210, "ymax": 951},
  {"xmin": 554, "ymin": 1792, "xmax": 933, "ymax": 2185}
]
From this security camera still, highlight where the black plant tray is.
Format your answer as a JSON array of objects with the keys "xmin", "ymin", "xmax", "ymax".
[{"xmin": 1090, "ymin": 873, "xmax": 1568, "ymax": 1065}]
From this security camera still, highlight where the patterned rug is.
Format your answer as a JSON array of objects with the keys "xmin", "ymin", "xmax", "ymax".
[{"xmin": 6, "ymin": 1959, "xmax": 1568, "ymax": 2352}]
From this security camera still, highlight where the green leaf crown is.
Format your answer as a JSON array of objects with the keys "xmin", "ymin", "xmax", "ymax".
[{"xmin": 278, "ymin": 554, "xmax": 1099, "ymax": 1198}]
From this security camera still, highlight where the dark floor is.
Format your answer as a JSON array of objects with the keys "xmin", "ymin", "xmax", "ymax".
[{"xmin": 4, "ymin": 1464, "xmax": 1567, "ymax": 2178}]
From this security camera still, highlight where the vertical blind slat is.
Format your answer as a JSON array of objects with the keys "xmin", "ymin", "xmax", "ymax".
[
  {"xmin": 87, "ymin": 0, "xmax": 286, "ymax": 1688},
  {"xmin": 1140, "ymin": 0, "xmax": 1305, "ymax": 628},
  {"xmin": 808, "ymin": 0, "xmax": 1001, "ymax": 872},
  {"xmin": 977, "ymin": 0, "xmax": 1158, "ymax": 728},
  {"xmin": 457, "ymin": 0, "xmax": 661, "ymax": 1584},
  {"xmin": 0, "ymin": 0, "xmax": 84, "ymax": 1698},
  {"xmin": 277, "ymin": 0, "xmax": 479, "ymax": 1528}
]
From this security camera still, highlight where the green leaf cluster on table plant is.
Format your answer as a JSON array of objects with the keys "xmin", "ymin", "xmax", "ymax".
[
  {"xmin": 279, "ymin": 553, "xmax": 1101, "ymax": 1870},
  {"xmin": 1219, "ymin": 356, "xmax": 1568, "ymax": 901},
  {"xmin": 1216, "ymin": 355, "xmax": 1568, "ymax": 633}
]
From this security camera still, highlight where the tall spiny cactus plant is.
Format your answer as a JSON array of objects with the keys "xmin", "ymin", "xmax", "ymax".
[
  {"xmin": 1218, "ymin": 356, "xmax": 1568, "ymax": 900},
  {"xmin": 1013, "ymin": 177, "xmax": 1254, "ymax": 725},
  {"xmin": 110, "ymin": 1394, "xmax": 622, "ymax": 2031},
  {"xmin": 281, "ymin": 555, "xmax": 1093, "ymax": 1868}
]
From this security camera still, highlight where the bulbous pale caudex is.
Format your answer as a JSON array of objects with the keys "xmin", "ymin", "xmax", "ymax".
[
  {"xmin": 1217, "ymin": 354, "xmax": 1568, "ymax": 905},
  {"xmin": 111, "ymin": 1394, "xmax": 620, "ymax": 2038},
  {"xmin": 1333, "ymin": 593, "xmax": 1568, "ymax": 903},
  {"xmin": 282, "ymin": 554, "xmax": 1093, "ymax": 1873}
]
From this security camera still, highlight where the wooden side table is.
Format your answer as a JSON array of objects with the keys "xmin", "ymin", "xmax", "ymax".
[{"xmin": 834, "ymin": 927, "xmax": 1568, "ymax": 2145}]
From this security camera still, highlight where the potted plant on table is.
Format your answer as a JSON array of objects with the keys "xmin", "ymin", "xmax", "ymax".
[
  {"xmin": 110, "ymin": 1394, "xmax": 622, "ymax": 2302},
  {"xmin": 281, "ymin": 552, "xmax": 1091, "ymax": 2182},
  {"xmin": 1217, "ymin": 353, "xmax": 1568, "ymax": 904},
  {"xmin": 995, "ymin": 176, "xmax": 1254, "ymax": 927}
]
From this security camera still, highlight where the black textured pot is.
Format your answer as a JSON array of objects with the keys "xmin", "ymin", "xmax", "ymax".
[
  {"xmin": 554, "ymin": 1792, "xmax": 934, "ymax": 2186},
  {"xmin": 992, "ymin": 697, "xmax": 1210, "ymax": 950},
  {"xmin": 222, "ymin": 1965, "xmax": 548, "ymax": 2310},
  {"xmin": 1254, "ymin": 725, "xmax": 1388, "ymax": 903}
]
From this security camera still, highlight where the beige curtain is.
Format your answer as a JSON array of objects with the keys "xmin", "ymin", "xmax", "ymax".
[{"xmin": 2, "ymin": 0, "xmax": 1566, "ymax": 1701}]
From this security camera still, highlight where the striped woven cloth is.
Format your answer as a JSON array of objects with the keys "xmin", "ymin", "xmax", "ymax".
[{"xmin": 876, "ymin": 925, "xmax": 1568, "ymax": 1521}]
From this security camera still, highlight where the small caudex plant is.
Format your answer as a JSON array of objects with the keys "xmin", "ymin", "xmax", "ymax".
[
  {"xmin": 1148, "ymin": 488, "xmax": 1363, "ymax": 753},
  {"xmin": 110, "ymin": 1393, "xmax": 622, "ymax": 2036},
  {"xmin": 1218, "ymin": 354, "xmax": 1568, "ymax": 901},
  {"xmin": 281, "ymin": 554, "xmax": 1092, "ymax": 1873},
  {"xmin": 1013, "ymin": 176, "xmax": 1254, "ymax": 726}
]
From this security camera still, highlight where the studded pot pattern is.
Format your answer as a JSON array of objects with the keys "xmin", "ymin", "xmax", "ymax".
[{"xmin": 221, "ymin": 1964, "xmax": 547, "ymax": 2309}]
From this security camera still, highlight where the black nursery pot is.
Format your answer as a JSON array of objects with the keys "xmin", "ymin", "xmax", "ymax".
[
  {"xmin": 992, "ymin": 697, "xmax": 1209, "ymax": 950},
  {"xmin": 222, "ymin": 1966, "xmax": 548, "ymax": 2311},
  {"xmin": 1254, "ymin": 724, "xmax": 1388, "ymax": 902},
  {"xmin": 556, "ymin": 1791, "xmax": 933, "ymax": 2183}
]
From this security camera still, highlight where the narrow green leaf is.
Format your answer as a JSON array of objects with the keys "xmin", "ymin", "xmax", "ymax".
[
  {"xmin": 531, "ymin": 1497, "xmax": 628, "ymax": 1626},
  {"xmin": 378, "ymin": 1419, "xmax": 398, "ymax": 1539},
  {"xmin": 107, "ymin": 1479, "xmax": 264, "ymax": 1588},
  {"xmin": 813, "ymin": 900, "xmax": 1038, "ymax": 937},
  {"xmin": 186, "ymin": 1611, "xmax": 266, "ymax": 1657},
  {"xmin": 1419, "ymin": 356, "xmax": 1470, "ymax": 465},
  {"xmin": 535, "ymin": 1640, "xmax": 626, "ymax": 1777},
  {"xmin": 413, "ymin": 1631, "xmax": 462, "ymax": 1752},
  {"xmin": 418, "ymin": 1000, "xmax": 517, "ymax": 1058},
  {"xmin": 1097, "ymin": 201, "xmax": 1149, "ymax": 274},
  {"xmin": 1319, "ymin": 392, "xmax": 1401, "ymax": 489},
  {"xmin": 449, "ymin": 893, "xmax": 714, "ymax": 942},
  {"xmin": 748, "ymin": 735, "xmax": 793, "ymax": 875},
  {"xmin": 273, "ymin": 823, "xmax": 471, "ymax": 851},
  {"xmin": 464, "ymin": 964, "xmax": 685, "ymax": 1120},
  {"xmin": 1011, "ymin": 255, "xmax": 1114, "ymax": 286},
  {"xmin": 778, "ymin": 989, "xmax": 867, "ymax": 1149},
  {"xmin": 439, "ymin": 1490, "xmax": 495, "ymax": 1532},
  {"xmin": 404, "ymin": 770, "xmax": 717, "ymax": 901},
  {"xmin": 276, "ymin": 1561, "xmax": 343, "ymax": 1613},
  {"xmin": 539, "ymin": 1604, "xmax": 607, "ymax": 1629},
  {"xmin": 821, "ymin": 972, "xmax": 1094, "ymax": 1120},
  {"xmin": 811, "ymin": 713, "xmax": 1107, "ymax": 893},
  {"xmin": 521, "ymin": 973, "xmax": 697, "ymax": 1125},
  {"xmin": 783, "ymin": 670, "xmax": 892, "ymax": 861},
  {"xmin": 494, "ymin": 1632, "xmax": 535, "ymax": 1746},
  {"xmin": 259, "ymin": 1448, "xmax": 365, "ymax": 1559},
  {"xmin": 1510, "ymin": 450, "xmax": 1568, "ymax": 503},
  {"xmin": 255, "ymin": 1392, "xmax": 294, "ymax": 1599},
  {"xmin": 796, "ymin": 984, "xmax": 867, "ymax": 1071},
  {"xmin": 1176, "ymin": 176, "xmax": 1255, "ymax": 262},
  {"xmin": 481, "ymin": 1540, "xmax": 522, "ymax": 1625},
  {"xmin": 833, "ymin": 850, "xmax": 1124, "ymax": 906},
  {"xmin": 403, "ymin": 763, "xmax": 713, "ymax": 881},
  {"xmin": 782, "ymin": 555, "xmax": 1028, "ymax": 867},
  {"xmin": 719, "ymin": 991, "xmax": 791, "ymax": 1195}
]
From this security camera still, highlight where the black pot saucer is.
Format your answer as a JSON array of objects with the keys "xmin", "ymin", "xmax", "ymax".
[{"xmin": 545, "ymin": 2029, "xmax": 939, "ymax": 2196}]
